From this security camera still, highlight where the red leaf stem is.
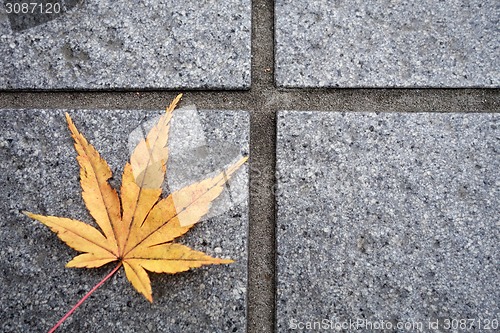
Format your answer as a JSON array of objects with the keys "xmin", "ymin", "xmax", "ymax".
[{"xmin": 48, "ymin": 262, "xmax": 123, "ymax": 333}]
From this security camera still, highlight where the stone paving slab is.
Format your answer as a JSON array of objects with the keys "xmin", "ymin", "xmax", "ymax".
[
  {"xmin": 0, "ymin": 108, "xmax": 249, "ymax": 332},
  {"xmin": 275, "ymin": 1, "xmax": 499, "ymax": 87},
  {"xmin": 276, "ymin": 111, "xmax": 499, "ymax": 332},
  {"xmin": 0, "ymin": 1, "xmax": 251, "ymax": 89}
]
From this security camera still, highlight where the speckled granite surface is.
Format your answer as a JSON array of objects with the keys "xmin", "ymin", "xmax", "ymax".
[
  {"xmin": 275, "ymin": 0, "xmax": 499, "ymax": 87},
  {"xmin": 0, "ymin": 1, "xmax": 251, "ymax": 89},
  {"xmin": 276, "ymin": 111, "xmax": 499, "ymax": 332},
  {"xmin": 0, "ymin": 108, "xmax": 249, "ymax": 332}
]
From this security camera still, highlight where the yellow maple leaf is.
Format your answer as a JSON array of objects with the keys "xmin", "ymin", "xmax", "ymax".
[{"xmin": 24, "ymin": 94, "xmax": 247, "ymax": 303}]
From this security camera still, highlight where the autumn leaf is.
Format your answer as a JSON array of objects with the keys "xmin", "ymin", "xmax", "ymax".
[{"xmin": 23, "ymin": 94, "xmax": 247, "ymax": 332}]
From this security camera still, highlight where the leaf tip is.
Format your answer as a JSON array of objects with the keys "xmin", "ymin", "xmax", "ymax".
[
  {"xmin": 230, "ymin": 155, "xmax": 249, "ymax": 173},
  {"xmin": 64, "ymin": 112, "xmax": 79, "ymax": 137},
  {"xmin": 64, "ymin": 112, "xmax": 74, "ymax": 127},
  {"xmin": 166, "ymin": 93, "xmax": 183, "ymax": 113},
  {"xmin": 21, "ymin": 210, "xmax": 33, "ymax": 218}
]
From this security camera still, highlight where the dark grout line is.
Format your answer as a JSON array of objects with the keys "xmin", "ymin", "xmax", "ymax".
[
  {"xmin": 0, "ymin": 89, "xmax": 498, "ymax": 113},
  {"xmin": 246, "ymin": 0, "xmax": 276, "ymax": 332}
]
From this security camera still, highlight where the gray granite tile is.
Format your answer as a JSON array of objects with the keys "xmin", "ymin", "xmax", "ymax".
[
  {"xmin": 276, "ymin": 111, "xmax": 499, "ymax": 332},
  {"xmin": 275, "ymin": 1, "xmax": 499, "ymax": 87},
  {"xmin": 0, "ymin": 1, "xmax": 251, "ymax": 89},
  {"xmin": 0, "ymin": 108, "xmax": 249, "ymax": 332}
]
